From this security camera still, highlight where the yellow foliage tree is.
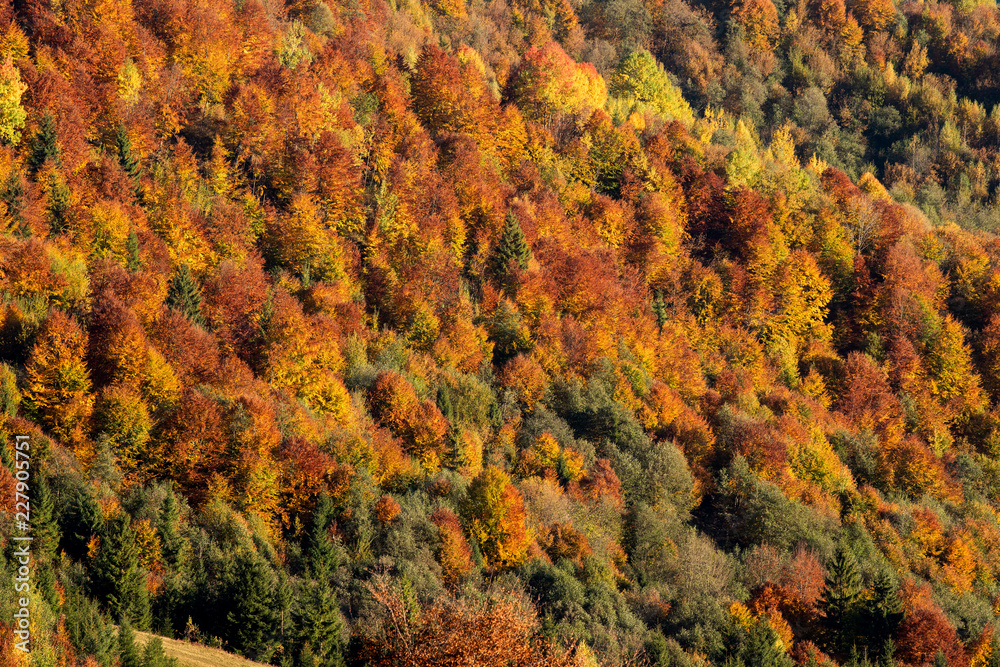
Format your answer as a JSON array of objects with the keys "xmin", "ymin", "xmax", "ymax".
[
  {"xmin": 22, "ymin": 311, "xmax": 94, "ymax": 456},
  {"xmin": 0, "ymin": 56, "xmax": 26, "ymax": 145},
  {"xmin": 462, "ymin": 466, "xmax": 530, "ymax": 569}
]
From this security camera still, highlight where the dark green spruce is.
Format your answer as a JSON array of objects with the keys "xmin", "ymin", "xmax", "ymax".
[
  {"xmin": 293, "ymin": 493, "xmax": 346, "ymax": 667},
  {"xmin": 47, "ymin": 177, "xmax": 70, "ymax": 234},
  {"xmin": 91, "ymin": 512, "xmax": 151, "ymax": 630},
  {"xmin": 821, "ymin": 545, "xmax": 864, "ymax": 656},
  {"xmin": 489, "ymin": 211, "xmax": 532, "ymax": 290},
  {"xmin": 28, "ymin": 111, "xmax": 60, "ymax": 174},
  {"xmin": 126, "ymin": 229, "xmax": 141, "ymax": 271},
  {"xmin": 166, "ymin": 264, "xmax": 205, "ymax": 327},
  {"xmin": 115, "ymin": 123, "xmax": 141, "ymax": 181}
]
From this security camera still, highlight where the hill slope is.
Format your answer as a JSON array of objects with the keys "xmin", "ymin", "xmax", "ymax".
[{"xmin": 3, "ymin": 0, "xmax": 1000, "ymax": 665}]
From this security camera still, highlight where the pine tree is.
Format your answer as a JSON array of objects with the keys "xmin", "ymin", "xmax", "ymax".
[
  {"xmin": 224, "ymin": 551, "xmax": 277, "ymax": 661},
  {"xmin": 294, "ymin": 575, "xmax": 346, "ymax": 667},
  {"xmin": 155, "ymin": 484, "xmax": 190, "ymax": 636},
  {"xmin": 64, "ymin": 584, "xmax": 115, "ymax": 667},
  {"xmin": 66, "ymin": 488, "xmax": 105, "ymax": 560},
  {"xmin": 127, "ymin": 229, "xmax": 141, "ymax": 271},
  {"xmin": 877, "ymin": 640, "xmax": 899, "ymax": 667},
  {"xmin": 864, "ymin": 570, "xmax": 903, "ymax": 653},
  {"xmin": 295, "ymin": 493, "xmax": 344, "ymax": 667},
  {"xmin": 28, "ymin": 110, "xmax": 60, "ymax": 174},
  {"xmin": 489, "ymin": 212, "xmax": 531, "ymax": 288},
  {"xmin": 821, "ymin": 545, "xmax": 864, "ymax": 656},
  {"xmin": 93, "ymin": 512, "xmax": 151, "ymax": 629},
  {"xmin": 305, "ymin": 493, "xmax": 338, "ymax": 579},
  {"xmin": 166, "ymin": 264, "xmax": 205, "ymax": 327},
  {"xmin": 436, "ymin": 384, "xmax": 455, "ymax": 422},
  {"xmin": 142, "ymin": 637, "xmax": 178, "ymax": 667},
  {"xmin": 295, "ymin": 493, "xmax": 346, "ymax": 667},
  {"xmin": 737, "ymin": 622, "xmax": 794, "ymax": 667},
  {"xmin": 847, "ymin": 646, "xmax": 874, "ymax": 667},
  {"xmin": 115, "ymin": 123, "xmax": 140, "ymax": 181},
  {"xmin": 118, "ymin": 621, "xmax": 142, "ymax": 667},
  {"xmin": 652, "ymin": 291, "xmax": 667, "ymax": 330},
  {"xmin": 276, "ymin": 571, "xmax": 293, "ymax": 646},
  {"xmin": 155, "ymin": 487, "xmax": 187, "ymax": 638},
  {"xmin": 3, "ymin": 168, "xmax": 25, "ymax": 229},
  {"xmin": 158, "ymin": 486, "xmax": 185, "ymax": 570},
  {"xmin": 33, "ymin": 475, "xmax": 60, "ymax": 608},
  {"xmin": 47, "ymin": 176, "xmax": 70, "ymax": 233}
]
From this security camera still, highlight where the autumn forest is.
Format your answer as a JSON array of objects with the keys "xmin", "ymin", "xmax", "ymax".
[{"xmin": 6, "ymin": 0, "xmax": 1000, "ymax": 664}]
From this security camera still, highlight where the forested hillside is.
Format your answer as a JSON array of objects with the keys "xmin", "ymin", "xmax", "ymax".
[{"xmin": 5, "ymin": 0, "xmax": 1000, "ymax": 664}]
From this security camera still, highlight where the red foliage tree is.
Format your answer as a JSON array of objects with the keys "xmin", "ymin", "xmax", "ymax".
[
  {"xmin": 431, "ymin": 507, "xmax": 474, "ymax": 586},
  {"xmin": 895, "ymin": 580, "xmax": 967, "ymax": 666},
  {"xmin": 833, "ymin": 352, "xmax": 905, "ymax": 445},
  {"xmin": 201, "ymin": 256, "xmax": 270, "ymax": 365}
]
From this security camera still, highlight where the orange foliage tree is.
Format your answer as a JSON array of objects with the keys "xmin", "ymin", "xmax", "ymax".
[
  {"xmin": 21, "ymin": 310, "xmax": 94, "ymax": 455},
  {"xmin": 462, "ymin": 466, "xmax": 530, "ymax": 569},
  {"xmin": 358, "ymin": 575, "xmax": 575, "ymax": 666}
]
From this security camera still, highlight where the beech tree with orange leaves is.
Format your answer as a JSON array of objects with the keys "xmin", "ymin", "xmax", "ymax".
[
  {"xmin": 359, "ymin": 576, "xmax": 575, "ymax": 667},
  {"xmin": 21, "ymin": 310, "xmax": 94, "ymax": 454},
  {"xmin": 462, "ymin": 466, "xmax": 530, "ymax": 569}
]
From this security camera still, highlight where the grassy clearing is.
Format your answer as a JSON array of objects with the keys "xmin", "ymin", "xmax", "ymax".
[{"xmin": 131, "ymin": 630, "xmax": 268, "ymax": 667}]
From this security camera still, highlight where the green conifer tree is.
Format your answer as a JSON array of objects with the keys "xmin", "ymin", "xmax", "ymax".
[
  {"xmin": 158, "ymin": 486, "xmax": 185, "ymax": 570},
  {"xmin": 28, "ymin": 110, "xmax": 60, "ymax": 174},
  {"xmin": 864, "ymin": 570, "xmax": 903, "ymax": 653},
  {"xmin": 291, "ymin": 493, "xmax": 347, "ymax": 667},
  {"xmin": 47, "ymin": 176, "xmax": 70, "ymax": 233},
  {"xmin": 115, "ymin": 123, "xmax": 140, "ymax": 181},
  {"xmin": 652, "ymin": 291, "xmax": 667, "ymax": 330},
  {"xmin": 33, "ymin": 475, "xmax": 60, "ymax": 608},
  {"xmin": 166, "ymin": 264, "xmax": 205, "ymax": 327},
  {"xmin": 64, "ymin": 584, "xmax": 115, "ymax": 667},
  {"xmin": 294, "ymin": 579, "xmax": 346, "ymax": 667},
  {"xmin": 489, "ymin": 211, "xmax": 531, "ymax": 289},
  {"xmin": 436, "ymin": 384, "xmax": 455, "ymax": 422},
  {"xmin": 3, "ymin": 169, "xmax": 25, "ymax": 229},
  {"xmin": 127, "ymin": 229, "xmax": 141, "ymax": 271},
  {"xmin": 154, "ymin": 486, "xmax": 187, "ymax": 637},
  {"xmin": 305, "ymin": 494, "xmax": 338, "ymax": 579},
  {"xmin": 118, "ymin": 621, "xmax": 142, "ymax": 667},
  {"xmin": 821, "ymin": 545, "xmax": 864, "ymax": 656},
  {"xmin": 93, "ymin": 512, "xmax": 151, "ymax": 629},
  {"xmin": 224, "ymin": 551, "xmax": 277, "ymax": 661},
  {"xmin": 67, "ymin": 489, "xmax": 105, "ymax": 560},
  {"xmin": 276, "ymin": 570, "xmax": 293, "ymax": 646},
  {"xmin": 847, "ymin": 646, "xmax": 874, "ymax": 667},
  {"xmin": 142, "ymin": 637, "xmax": 178, "ymax": 667},
  {"xmin": 877, "ymin": 640, "xmax": 899, "ymax": 667},
  {"xmin": 736, "ymin": 622, "xmax": 794, "ymax": 667}
]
